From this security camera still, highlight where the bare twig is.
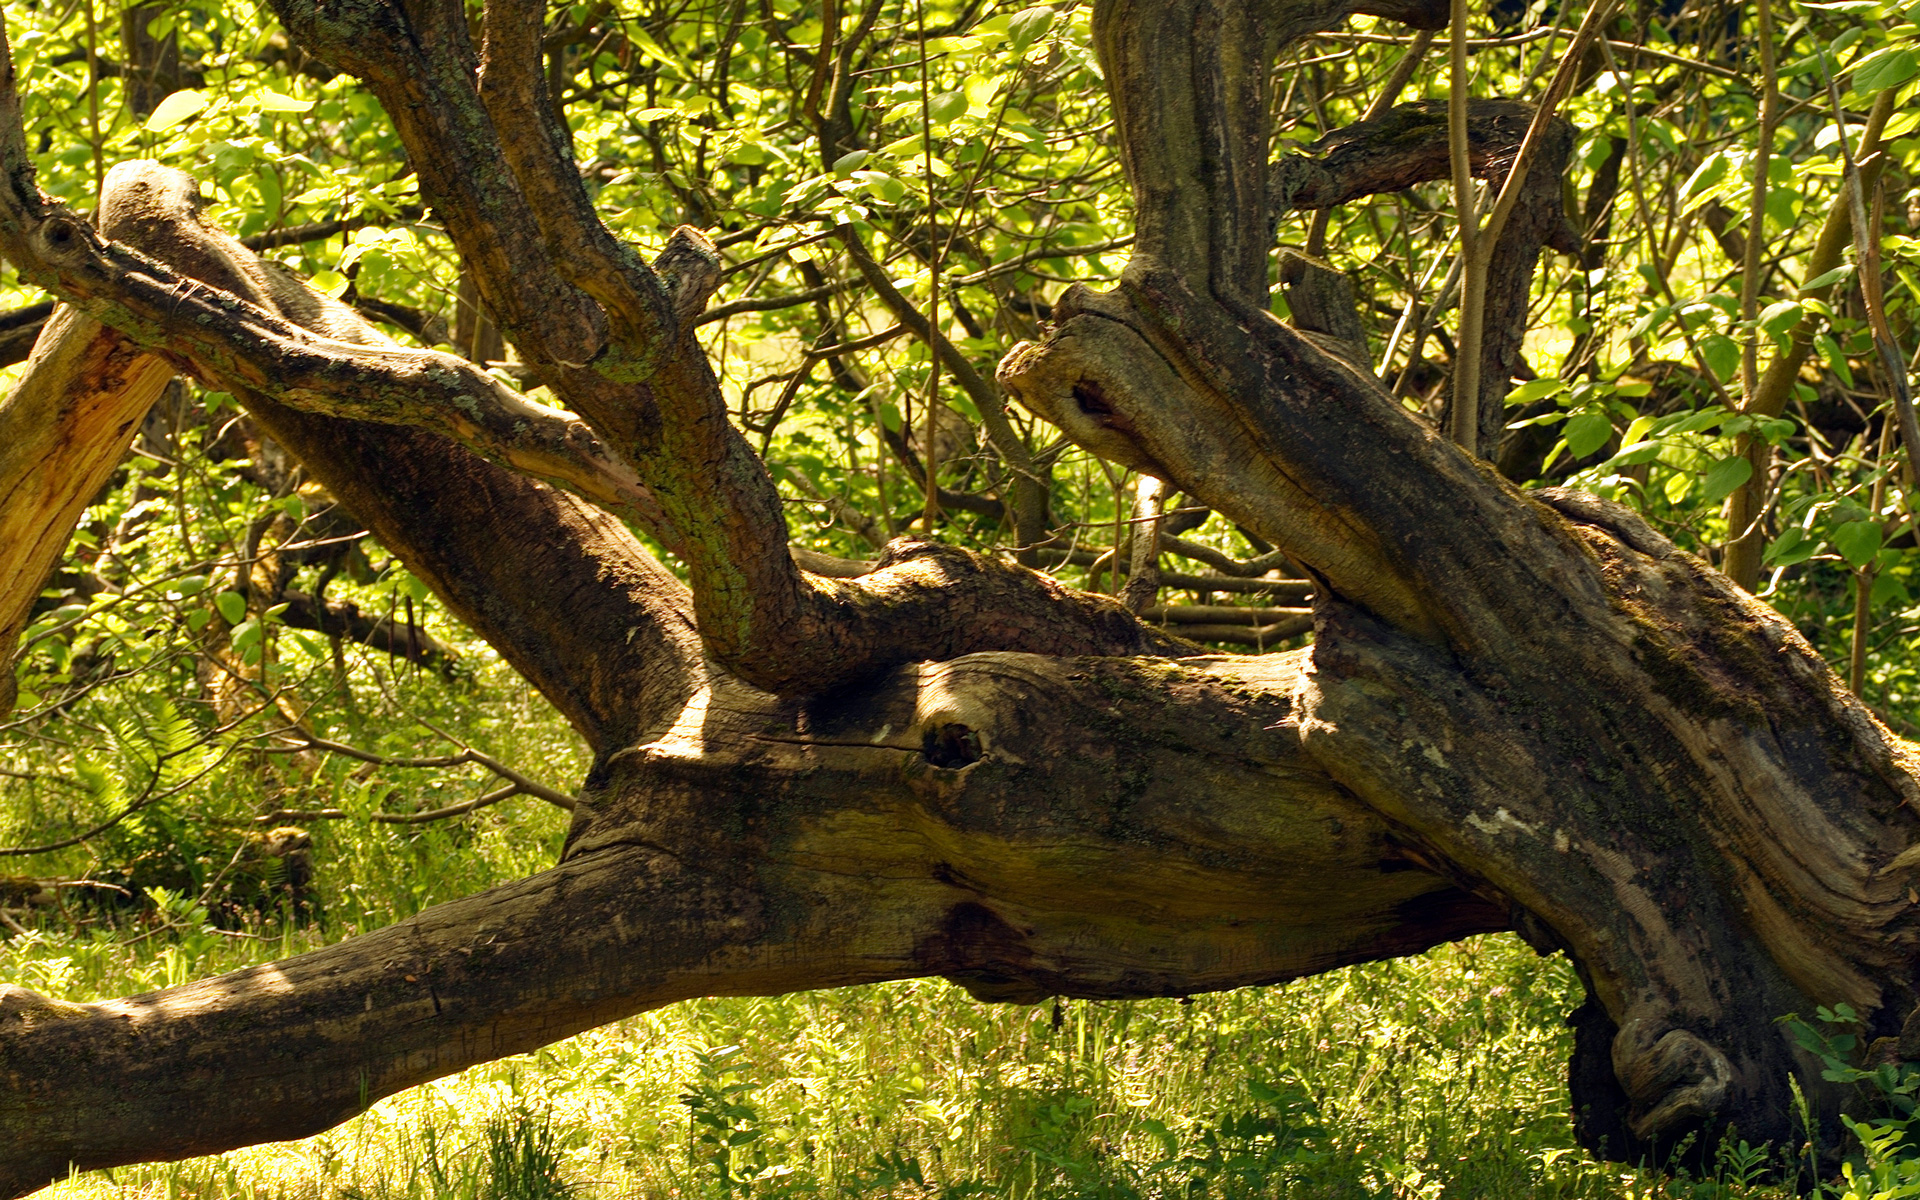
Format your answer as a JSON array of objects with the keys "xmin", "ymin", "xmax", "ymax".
[
  {"xmin": 271, "ymin": 730, "xmax": 577, "ymax": 811},
  {"xmin": 1821, "ymin": 48, "xmax": 1920, "ymax": 489}
]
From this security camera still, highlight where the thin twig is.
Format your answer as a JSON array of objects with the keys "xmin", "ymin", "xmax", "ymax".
[{"xmin": 1820, "ymin": 47, "xmax": 1920, "ymax": 489}]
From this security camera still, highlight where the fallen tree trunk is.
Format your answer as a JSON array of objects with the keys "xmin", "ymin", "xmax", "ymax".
[{"xmin": 0, "ymin": 652, "xmax": 1507, "ymax": 1194}]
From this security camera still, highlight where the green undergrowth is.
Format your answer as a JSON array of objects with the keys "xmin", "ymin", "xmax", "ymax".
[{"xmin": 8, "ymin": 922, "xmax": 1810, "ymax": 1200}]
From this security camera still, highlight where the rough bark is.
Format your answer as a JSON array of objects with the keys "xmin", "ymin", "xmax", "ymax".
[{"xmin": 0, "ymin": 0, "xmax": 1915, "ymax": 1191}]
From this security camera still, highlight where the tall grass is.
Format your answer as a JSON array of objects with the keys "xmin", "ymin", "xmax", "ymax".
[{"xmin": 13, "ymin": 922, "xmax": 1803, "ymax": 1200}]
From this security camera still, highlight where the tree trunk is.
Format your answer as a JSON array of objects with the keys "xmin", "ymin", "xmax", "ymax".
[{"xmin": 0, "ymin": 0, "xmax": 1915, "ymax": 1191}]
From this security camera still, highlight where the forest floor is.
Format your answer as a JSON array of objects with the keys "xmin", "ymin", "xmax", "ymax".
[{"xmin": 7, "ymin": 918, "xmax": 1798, "ymax": 1199}]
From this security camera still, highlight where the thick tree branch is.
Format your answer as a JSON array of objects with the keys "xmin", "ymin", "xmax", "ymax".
[
  {"xmin": 0, "ymin": 169, "xmax": 677, "ymax": 544},
  {"xmin": 1098, "ymin": 0, "xmax": 1446, "ymax": 309},
  {"xmin": 0, "ymin": 14, "xmax": 1199, "ymax": 703},
  {"xmin": 0, "ymin": 150, "xmax": 705, "ymax": 746},
  {"xmin": 476, "ymin": 0, "xmax": 684, "ymax": 357},
  {"xmin": 1272, "ymin": 98, "xmax": 1577, "ymax": 452},
  {"xmin": 229, "ymin": 3, "xmax": 1186, "ymax": 694},
  {"xmin": 0, "ymin": 308, "xmax": 173, "ymax": 717},
  {"xmin": 270, "ymin": 0, "xmax": 606, "ymax": 372}
]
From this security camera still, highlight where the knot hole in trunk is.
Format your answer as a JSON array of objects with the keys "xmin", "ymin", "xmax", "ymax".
[{"xmin": 923, "ymin": 722, "xmax": 982, "ymax": 768}]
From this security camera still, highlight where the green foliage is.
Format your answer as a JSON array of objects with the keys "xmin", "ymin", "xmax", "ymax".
[
  {"xmin": 1780, "ymin": 1006, "xmax": 1920, "ymax": 1200},
  {"xmin": 31, "ymin": 933, "xmax": 1688, "ymax": 1198}
]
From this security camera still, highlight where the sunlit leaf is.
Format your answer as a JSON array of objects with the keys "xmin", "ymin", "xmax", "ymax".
[
  {"xmin": 1700, "ymin": 333, "xmax": 1740, "ymax": 382},
  {"xmin": 144, "ymin": 89, "xmax": 208, "ymax": 132},
  {"xmin": 1679, "ymin": 152, "xmax": 1728, "ymax": 205},
  {"xmin": 1008, "ymin": 5, "xmax": 1055, "ymax": 53},
  {"xmin": 254, "ymin": 90, "xmax": 313, "ymax": 113},
  {"xmin": 1505, "ymin": 377, "xmax": 1567, "ymax": 405},
  {"xmin": 1804, "ymin": 264, "xmax": 1856, "ymax": 292},
  {"xmin": 1853, "ymin": 45, "xmax": 1918, "ymax": 93},
  {"xmin": 928, "ymin": 90, "xmax": 967, "ymax": 124},
  {"xmin": 1564, "ymin": 411, "xmax": 1614, "ymax": 459},
  {"xmin": 1759, "ymin": 300, "xmax": 1803, "ymax": 339}
]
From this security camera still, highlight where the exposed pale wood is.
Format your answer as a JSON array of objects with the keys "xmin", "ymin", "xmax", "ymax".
[{"xmin": 0, "ymin": 310, "xmax": 171, "ymax": 715}]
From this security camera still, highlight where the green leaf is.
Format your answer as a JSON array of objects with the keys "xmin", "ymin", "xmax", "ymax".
[
  {"xmin": 1007, "ymin": 5, "xmax": 1055, "ymax": 52},
  {"xmin": 144, "ymin": 89, "xmax": 208, "ymax": 132},
  {"xmin": 1700, "ymin": 332, "xmax": 1740, "ymax": 382},
  {"xmin": 1873, "ymin": 568, "xmax": 1911, "ymax": 606},
  {"xmin": 928, "ymin": 90, "xmax": 967, "ymax": 124},
  {"xmin": 1803, "ymin": 263, "xmax": 1856, "ymax": 292},
  {"xmin": 1815, "ymin": 333, "xmax": 1855, "ymax": 386},
  {"xmin": 1679, "ymin": 152, "xmax": 1728, "ymax": 204},
  {"xmin": 254, "ymin": 89, "xmax": 313, "ymax": 113},
  {"xmin": 1884, "ymin": 109, "xmax": 1920, "ymax": 139},
  {"xmin": 214, "ymin": 591, "xmax": 247, "ymax": 625},
  {"xmin": 1564, "ymin": 410, "xmax": 1614, "ymax": 459},
  {"xmin": 832, "ymin": 149, "xmax": 870, "ymax": 176},
  {"xmin": 1626, "ymin": 304, "xmax": 1672, "ymax": 340},
  {"xmin": 1607, "ymin": 440, "xmax": 1661, "ymax": 467},
  {"xmin": 308, "ymin": 269, "xmax": 350, "ymax": 298},
  {"xmin": 230, "ymin": 617, "xmax": 263, "ymax": 650},
  {"xmin": 1505, "ymin": 377, "xmax": 1567, "ymax": 405},
  {"xmin": 1701, "ymin": 455, "xmax": 1754, "ymax": 504},
  {"xmin": 1759, "ymin": 300, "xmax": 1803, "ymax": 339},
  {"xmin": 1833, "ymin": 519, "xmax": 1884, "ymax": 567},
  {"xmin": 1764, "ymin": 526, "xmax": 1818, "ymax": 566},
  {"xmin": 1854, "ymin": 45, "xmax": 1919, "ymax": 94}
]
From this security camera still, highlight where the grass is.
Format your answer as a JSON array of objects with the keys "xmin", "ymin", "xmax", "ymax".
[{"xmin": 9, "ymin": 920, "xmax": 1796, "ymax": 1199}]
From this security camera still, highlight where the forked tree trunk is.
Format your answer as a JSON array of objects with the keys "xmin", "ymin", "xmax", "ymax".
[{"xmin": 0, "ymin": 0, "xmax": 1916, "ymax": 1193}]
